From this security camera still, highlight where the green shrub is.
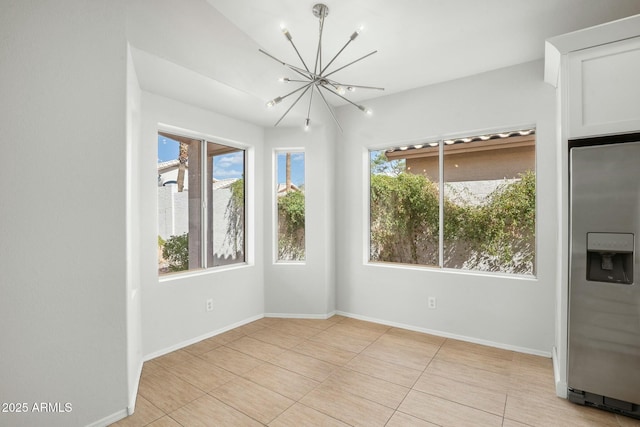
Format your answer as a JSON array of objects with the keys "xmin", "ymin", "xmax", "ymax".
[{"xmin": 162, "ymin": 233, "xmax": 189, "ymax": 272}]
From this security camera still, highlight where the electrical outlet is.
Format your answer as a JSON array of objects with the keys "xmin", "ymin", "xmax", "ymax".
[
  {"xmin": 428, "ymin": 296, "xmax": 437, "ymax": 309},
  {"xmin": 206, "ymin": 298, "xmax": 214, "ymax": 312}
]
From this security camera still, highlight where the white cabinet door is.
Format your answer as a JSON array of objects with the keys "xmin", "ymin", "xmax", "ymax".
[{"xmin": 568, "ymin": 37, "xmax": 640, "ymax": 138}]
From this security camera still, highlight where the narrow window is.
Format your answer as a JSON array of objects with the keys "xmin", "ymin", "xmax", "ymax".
[
  {"xmin": 157, "ymin": 132, "xmax": 246, "ymax": 275},
  {"xmin": 276, "ymin": 151, "xmax": 305, "ymax": 262}
]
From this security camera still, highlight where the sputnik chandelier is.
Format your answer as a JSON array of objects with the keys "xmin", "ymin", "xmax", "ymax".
[{"xmin": 259, "ymin": 3, "xmax": 383, "ymax": 131}]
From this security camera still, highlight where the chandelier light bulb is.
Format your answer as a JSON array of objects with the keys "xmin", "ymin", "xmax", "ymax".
[
  {"xmin": 266, "ymin": 96, "xmax": 283, "ymax": 108},
  {"xmin": 336, "ymin": 86, "xmax": 346, "ymax": 95},
  {"xmin": 279, "ymin": 77, "xmax": 290, "ymax": 83},
  {"xmin": 347, "ymin": 86, "xmax": 355, "ymax": 92},
  {"xmin": 281, "ymin": 26, "xmax": 292, "ymax": 41},
  {"xmin": 304, "ymin": 118, "xmax": 311, "ymax": 131}
]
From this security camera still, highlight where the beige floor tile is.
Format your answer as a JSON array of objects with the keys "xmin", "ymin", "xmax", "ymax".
[
  {"xmin": 268, "ymin": 403, "xmax": 350, "ymax": 427},
  {"xmin": 242, "ymin": 362, "xmax": 319, "ymax": 400},
  {"xmin": 153, "ymin": 349, "xmax": 197, "ymax": 369},
  {"xmin": 338, "ymin": 317, "xmax": 391, "ymax": 333},
  {"xmin": 502, "ymin": 418, "xmax": 532, "ymax": 427},
  {"xmin": 169, "ymin": 394, "xmax": 263, "ymax": 427},
  {"xmin": 617, "ymin": 414, "xmax": 640, "ymax": 426},
  {"xmin": 345, "ymin": 353, "xmax": 423, "ymax": 388},
  {"xmin": 441, "ymin": 338, "xmax": 514, "ymax": 361},
  {"xmin": 362, "ymin": 339, "xmax": 433, "ymax": 371},
  {"xmin": 286, "ymin": 317, "xmax": 341, "ymax": 330},
  {"xmin": 110, "ymin": 396, "xmax": 164, "ymax": 427},
  {"xmin": 308, "ymin": 329, "xmax": 373, "ymax": 353},
  {"xmin": 300, "ymin": 384, "xmax": 395, "ymax": 426},
  {"xmin": 386, "ymin": 411, "xmax": 440, "ymax": 426},
  {"xmin": 182, "ymin": 336, "xmax": 224, "ymax": 356},
  {"xmin": 375, "ymin": 333, "xmax": 442, "ymax": 355},
  {"xmin": 505, "ymin": 389, "xmax": 619, "ymax": 427},
  {"xmin": 199, "ymin": 345, "xmax": 264, "ymax": 375},
  {"xmin": 140, "ymin": 360, "xmax": 169, "ymax": 378},
  {"xmin": 138, "ymin": 370, "xmax": 205, "ymax": 413},
  {"xmin": 249, "ymin": 327, "xmax": 305, "ymax": 349},
  {"xmin": 413, "ymin": 371, "xmax": 506, "ymax": 416},
  {"xmin": 399, "ymin": 389, "xmax": 503, "ymax": 426},
  {"xmin": 326, "ymin": 322, "xmax": 387, "ymax": 341},
  {"xmin": 292, "ymin": 340, "xmax": 358, "ymax": 366},
  {"xmin": 424, "ymin": 358, "xmax": 510, "ymax": 393},
  {"xmin": 434, "ymin": 344, "xmax": 512, "ymax": 376},
  {"xmin": 163, "ymin": 356, "xmax": 237, "ymax": 392},
  {"xmin": 145, "ymin": 416, "xmax": 183, "ymax": 427},
  {"xmin": 209, "ymin": 376, "xmax": 294, "ymax": 424},
  {"xmin": 225, "ymin": 335, "xmax": 287, "ymax": 361},
  {"xmin": 269, "ymin": 321, "xmax": 323, "ymax": 338},
  {"xmin": 234, "ymin": 320, "xmax": 267, "ymax": 335},
  {"xmin": 207, "ymin": 328, "xmax": 246, "ymax": 346},
  {"xmin": 323, "ymin": 368, "xmax": 410, "ymax": 409},
  {"xmin": 386, "ymin": 327, "xmax": 447, "ymax": 347},
  {"xmin": 271, "ymin": 350, "xmax": 339, "ymax": 382}
]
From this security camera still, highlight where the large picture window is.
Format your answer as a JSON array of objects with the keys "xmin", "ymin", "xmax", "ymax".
[
  {"xmin": 275, "ymin": 151, "xmax": 305, "ymax": 262},
  {"xmin": 157, "ymin": 131, "xmax": 246, "ymax": 275},
  {"xmin": 370, "ymin": 129, "xmax": 535, "ymax": 275}
]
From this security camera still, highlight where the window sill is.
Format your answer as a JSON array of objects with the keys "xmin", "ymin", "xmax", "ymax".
[
  {"xmin": 159, "ymin": 262, "xmax": 252, "ymax": 283},
  {"xmin": 366, "ymin": 261, "xmax": 538, "ymax": 281}
]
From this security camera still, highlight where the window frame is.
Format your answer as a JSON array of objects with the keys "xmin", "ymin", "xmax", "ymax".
[
  {"xmin": 157, "ymin": 125, "xmax": 250, "ymax": 280},
  {"xmin": 366, "ymin": 126, "xmax": 538, "ymax": 279},
  {"xmin": 273, "ymin": 148, "xmax": 307, "ymax": 264}
]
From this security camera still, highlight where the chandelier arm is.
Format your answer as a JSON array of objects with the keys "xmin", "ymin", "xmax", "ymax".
[
  {"xmin": 324, "ymin": 79, "xmax": 385, "ymax": 91},
  {"xmin": 287, "ymin": 38, "xmax": 311, "ymax": 73},
  {"xmin": 278, "ymin": 80, "xmax": 316, "ymax": 104},
  {"xmin": 320, "ymin": 85, "xmax": 364, "ymax": 110},
  {"xmin": 323, "ymin": 50, "xmax": 378, "ymax": 79},
  {"xmin": 320, "ymin": 38, "xmax": 353, "ymax": 76},
  {"xmin": 259, "ymin": 49, "xmax": 314, "ymax": 80},
  {"xmin": 314, "ymin": 85, "xmax": 343, "ymax": 133},
  {"xmin": 306, "ymin": 82, "xmax": 315, "ymax": 121},
  {"xmin": 274, "ymin": 84, "xmax": 313, "ymax": 127}
]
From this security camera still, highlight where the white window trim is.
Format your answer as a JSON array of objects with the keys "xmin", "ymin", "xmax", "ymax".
[
  {"xmin": 156, "ymin": 124, "xmax": 253, "ymax": 279},
  {"xmin": 273, "ymin": 148, "xmax": 306, "ymax": 265},
  {"xmin": 364, "ymin": 124, "xmax": 538, "ymax": 278}
]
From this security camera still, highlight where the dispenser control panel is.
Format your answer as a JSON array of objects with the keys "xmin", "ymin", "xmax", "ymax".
[{"xmin": 587, "ymin": 233, "xmax": 634, "ymax": 253}]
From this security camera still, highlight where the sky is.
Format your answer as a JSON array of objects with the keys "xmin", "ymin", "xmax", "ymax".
[
  {"xmin": 158, "ymin": 134, "xmax": 244, "ymax": 180},
  {"xmin": 277, "ymin": 152, "xmax": 305, "ymax": 186},
  {"xmin": 158, "ymin": 135, "xmax": 305, "ymax": 184}
]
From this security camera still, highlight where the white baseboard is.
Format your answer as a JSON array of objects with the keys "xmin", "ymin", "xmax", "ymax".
[
  {"xmin": 128, "ymin": 359, "xmax": 143, "ymax": 415},
  {"xmin": 336, "ymin": 310, "xmax": 552, "ymax": 358},
  {"xmin": 264, "ymin": 311, "xmax": 336, "ymax": 320},
  {"xmin": 143, "ymin": 314, "xmax": 264, "ymax": 361}
]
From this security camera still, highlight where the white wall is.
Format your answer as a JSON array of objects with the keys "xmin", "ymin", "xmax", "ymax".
[
  {"xmin": 264, "ymin": 125, "xmax": 337, "ymax": 317},
  {"xmin": 0, "ymin": 2, "xmax": 129, "ymax": 426},
  {"xmin": 335, "ymin": 60, "xmax": 558, "ymax": 355},
  {"xmin": 139, "ymin": 93, "xmax": 265, "ymax": 358}
]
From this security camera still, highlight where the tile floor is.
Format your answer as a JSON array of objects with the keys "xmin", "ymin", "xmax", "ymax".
[{"xmin": 112, "ymin": 316, "xmax": 640, "ymax": 426}]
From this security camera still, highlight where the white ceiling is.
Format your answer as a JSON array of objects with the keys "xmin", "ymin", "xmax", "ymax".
[{"xmin": 130, "ymin": 0, "xmax": 640, "ymax": 127}]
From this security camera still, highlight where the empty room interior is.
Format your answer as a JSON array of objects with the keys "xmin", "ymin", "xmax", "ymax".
[{"xmin": 2, "ymin": 1, "xmax": 640, "ymax": 426}]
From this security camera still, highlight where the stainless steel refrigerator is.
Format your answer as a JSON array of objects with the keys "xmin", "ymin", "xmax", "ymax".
[{"xmin": 568, "ymin": 137, "xmax": 640, "ymax": 418}]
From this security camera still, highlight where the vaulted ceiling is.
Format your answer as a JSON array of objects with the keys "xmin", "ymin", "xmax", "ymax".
[{"xmin": 128, "ymin": 0, "xmax": 640, "ymax": 127}]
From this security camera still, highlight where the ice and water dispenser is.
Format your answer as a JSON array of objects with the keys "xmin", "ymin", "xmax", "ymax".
[{"xmin": 586, "ymin": 232, "xmax": 634, "ymax": 284}]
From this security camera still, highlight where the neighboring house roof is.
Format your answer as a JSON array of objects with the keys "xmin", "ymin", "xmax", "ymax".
[
  {"xmin": 211, "ymin": 178, "xmax": 239, "ymax": 191},
  {"xmin": 385, "ymin": 129, "xmax": 535, "ymax": 160},
  {"xmin": 157, "ymin": 159, "xmax": 187, "ymax": 173}
]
